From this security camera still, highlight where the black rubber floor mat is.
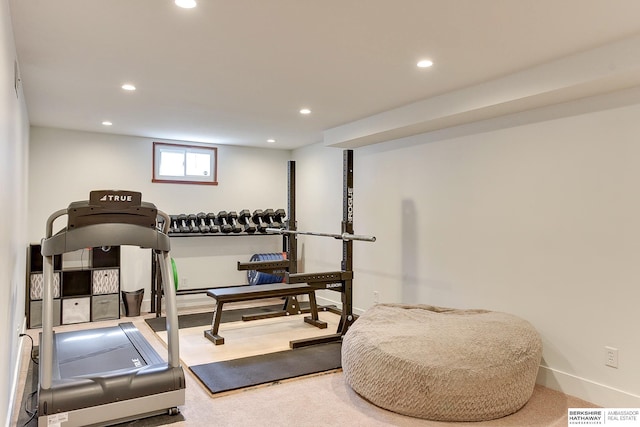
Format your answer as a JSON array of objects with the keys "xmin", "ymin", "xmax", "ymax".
[
  {"xmin": 189, "ymin": 342, "xmax": 342, "ymax": 394},
  {"xmin": 145, "ymin": 304, "xmax": 285, "ymax": 332}
]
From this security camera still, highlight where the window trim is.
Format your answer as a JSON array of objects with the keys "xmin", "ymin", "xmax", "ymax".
[{"xmin": 152, "ymin": 142, "xmax": 218, "ymax": 185}]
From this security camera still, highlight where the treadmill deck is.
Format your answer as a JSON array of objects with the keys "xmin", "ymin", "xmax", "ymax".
[
  {"xmin": 40, "ymin": 322, "xmax": 184, "ymax": 416},
  {"xmin": 53, "ymin": 322, "xmax": 163, "ymax": 379}
]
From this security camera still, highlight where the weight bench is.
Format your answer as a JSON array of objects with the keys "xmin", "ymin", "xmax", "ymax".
[{"xmin": 204, "ymin": 283, "xmax": 328, "ymax": 345}]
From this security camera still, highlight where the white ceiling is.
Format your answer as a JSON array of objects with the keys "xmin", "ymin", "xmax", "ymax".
[{"xmin": 9, "ymin": 0, "xmax": 640, "ymax": 150}]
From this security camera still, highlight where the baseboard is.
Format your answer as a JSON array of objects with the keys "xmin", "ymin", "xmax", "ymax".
[
  {"xmin": 176, "ymin": 296, "xmax": 211, "ymax": 310},
  {"xmin": 316, "ymin": 295, "xmax": 365, "ymax": 316},
  {"xmin": 537, "ymin": 365, "xmax": 640, "ymax": 407},
  {"xmin": 8, "ymin": 317, "xmax": 27, "ymax": 427},
  {"xmin": 142, "ymin": 295, "xmax": 212, "ymax": 314}
]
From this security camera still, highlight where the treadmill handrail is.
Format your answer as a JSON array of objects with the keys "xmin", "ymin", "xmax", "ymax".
[
  {"xmin": 42, "ymin": 223, "xmax": 170, "ymax": 255},
  {"xmin": 42, "ymin": 208, "xmax": 171, "ymax": 254}
]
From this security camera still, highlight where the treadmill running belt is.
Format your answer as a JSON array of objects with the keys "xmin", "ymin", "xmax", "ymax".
[
  {"xmin": 54, "ymin": 323, "xmax": 161, "ymax": 378},
  {"xmin": 189, "ymin": 342, "xmax": 342, "ymax": 394}
]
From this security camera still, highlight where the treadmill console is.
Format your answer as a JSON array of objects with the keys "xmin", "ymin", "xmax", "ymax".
[{"xmin": 67, "ymin": 190, "xmax": 158, "ymax": 230}]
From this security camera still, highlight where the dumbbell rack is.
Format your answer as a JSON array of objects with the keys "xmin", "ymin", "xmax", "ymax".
[
  {"xmin": 150, "ymin": 210, "xmax": 287, "ymax": 317},
  {"xmin": 165, "ymin": 209, "xmax": 287, "ymax": 236}
]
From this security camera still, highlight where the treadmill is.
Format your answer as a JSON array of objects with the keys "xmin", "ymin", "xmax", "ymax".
[{"xmin": 38, "ymin": 190, "xmax": 185, "ymax": 426}]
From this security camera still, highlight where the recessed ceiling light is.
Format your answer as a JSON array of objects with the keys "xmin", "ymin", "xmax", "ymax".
[
  {"xmin": 267, "ymin": 139, "xmax": 276, "ymax": 143},
  {"xmin": 102, "ymin": 121, "xmax": 113, "ymax": 126},
  {"xmin": 417, "ymin": 59, "xmax": 434, "ymax": 68},
  {"xmin": 121, "ymin": 83, "xmax": 136, "ymax": 91},
  {"xmin": 175, "ymin": 0, "xmax": 197, "ymax": 8},
  {"xmin": 299, "ymin": 108, "xmax": 311, "ymax": 115}
]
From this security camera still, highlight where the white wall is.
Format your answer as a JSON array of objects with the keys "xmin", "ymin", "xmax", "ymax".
[
  {"xmin": 28, "ymin": 127, "xmax": 291, "ymax": 310},
  {"xmin": 1, "ymin": 0, "xmax": 30, "ymax": 424},
  {"xmin": 293, "ymin": 98, "xmax": 640, "ymax": 407}
]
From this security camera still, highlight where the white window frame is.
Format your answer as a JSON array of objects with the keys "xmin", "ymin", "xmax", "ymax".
[{"xmin": 152, "ymin": 142, "xmax": 218, "ymax": 185}]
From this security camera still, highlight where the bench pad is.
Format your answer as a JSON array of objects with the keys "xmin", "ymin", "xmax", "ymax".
[{"xmin": 207, "ymin": 283, "xmax": 314, "ymax": 302}]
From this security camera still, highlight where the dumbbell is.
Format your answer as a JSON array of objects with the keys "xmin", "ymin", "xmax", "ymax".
[
  {"xmin": 206, "ymin": 213, "xmax": 220, "ymax": 233},
  {"xmin": 226, "ymin": 211, "xmax": 243, "ymax": 233},
  {"xmin": 169, "ymin": 215, "xmax": 180, "ymax": 234},
  {"xmin": 262, "ymin": 209, "xmax": 277, "ymax": 227},
  {"xmin": 187, "ymin": 214, "xmax": 200, "ymax": 233},
  {"xmin": 251, "ymin": 210, "xmax": 269, "ymax": 232},
  {"xmin": 177, "ymin": 214, "xmax": 190, "ymax": 233},
  {"xmin": 216, "ymin": 211, "xmax": 233, "ymax": 233},
  {"xmin": 196, "ymin": 212, "xmax": 210, "ymax": 233},
  {"xmin": 271, "ymin": 209, "xmax": 286, "ymax": 228},
  {"xmin": 238, "ymin": 209, "xmax": 257, "ymax": 233}
]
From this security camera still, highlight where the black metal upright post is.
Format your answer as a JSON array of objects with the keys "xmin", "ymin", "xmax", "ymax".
[
  {"xmin": 287, "ymin": 160, "xmax": 297, "ymax": 274},
  {"xmin": 278, "ymin": 160, "xmax": 302, "ymax": 315},
  {"xmin": 339, "ymin": 149, "xmax": 355, "ymax": 333}
]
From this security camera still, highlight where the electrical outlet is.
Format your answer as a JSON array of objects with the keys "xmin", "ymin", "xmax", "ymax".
[
  {"xmin": 605, "ymin": 346, "xmax": 618, "ymax": 368},
  {"xmin": 373, "ymin": 291, "xmax": 379, "ymax": 304}
]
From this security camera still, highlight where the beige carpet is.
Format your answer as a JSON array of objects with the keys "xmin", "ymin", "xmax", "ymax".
[{"xmin": 165, "ymin": 370, "xmax": 598, "ymax": 427}]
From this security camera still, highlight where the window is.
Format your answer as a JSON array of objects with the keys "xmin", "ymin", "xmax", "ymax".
[{"xmin": 153, "ymin": 142, "xmax": 218, "ymax": 185}]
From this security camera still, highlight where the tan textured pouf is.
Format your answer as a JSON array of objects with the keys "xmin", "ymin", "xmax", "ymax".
[{"xmin": 342, "ymin": 304, "xmax": 542, "ymax": 421}]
